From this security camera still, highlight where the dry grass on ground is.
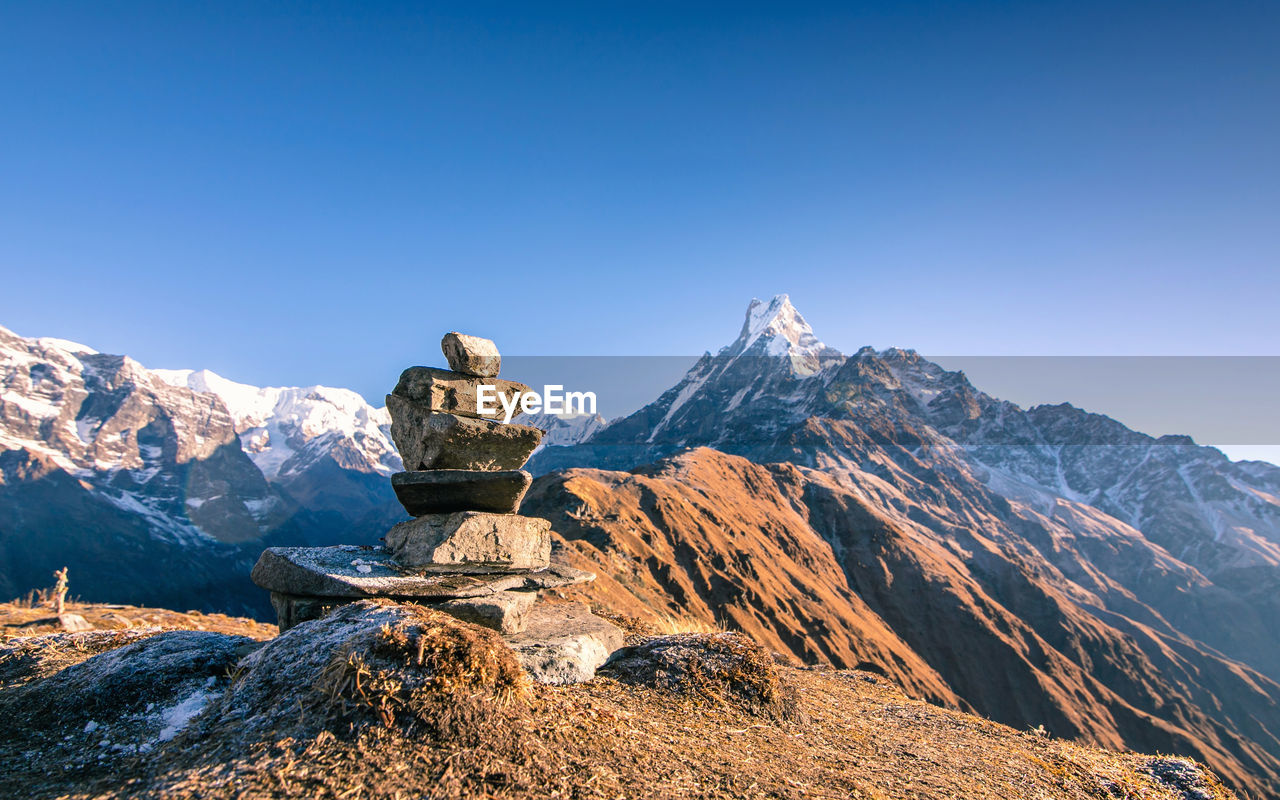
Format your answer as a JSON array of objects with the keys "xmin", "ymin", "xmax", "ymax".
[
  {"xmin": 0, "ymin": 598, "xmax": 1235, "ymax": 800},
  {"xmin": 0, "ymin": 598, "xmax": 278, "ymax": 640},
  {"xmin": 74, "ymin": 668, "xmax": 1235, "ymax": 800}
]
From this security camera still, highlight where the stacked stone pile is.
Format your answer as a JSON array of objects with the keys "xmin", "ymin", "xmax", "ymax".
[{"xmin": 251, "ymin": 332, "xmax": 623, "ymax": 684}]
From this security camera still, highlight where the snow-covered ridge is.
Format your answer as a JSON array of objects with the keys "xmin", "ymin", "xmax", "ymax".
[
  {"xmin": 34, "ymin": 337, "xmax": 98, "ymax": 355},
  {"xmin": 515, "ymin": 411, "xmax": 609, "ymax": 451},
  {"xmin": 0, "ymin": 324, "xmax": 398, "ymax": 481},
  {"xmin": 152, "ymin": 369, "xmax": 396, "ymax": 478}
]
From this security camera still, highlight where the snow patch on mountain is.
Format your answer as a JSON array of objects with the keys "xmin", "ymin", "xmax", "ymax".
[
  {"xmin": 153, "ymin": 369, "xmax": 398, "ymax": 478},
  {"xmin": 34, "ymin": 337, "xmax": 98, "ymax": 355},
  {"xmin": 515, "ymin": 410, "xmax": 609, "ymax": 452}
]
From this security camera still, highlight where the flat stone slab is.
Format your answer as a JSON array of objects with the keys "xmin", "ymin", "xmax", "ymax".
[
  {"xmin": 385, "ymin": 511, "xmax": 551, "ymax": 571},
  {"xmin": 504, "ymin": 602, "xmax": 625, "ymax": 685},
  {"xmin": 269, "ymin": 589, "xmax": 540, "ymax": 634},
  {"xmin": 270, "ymin": 592, "xmax": 347, "ymax": 632},
  {"xmin": 251, "ymin": 545, "xmax": 594, "ymax": 599},
  {"xmin": 387, "ymin": 397, "xmax": 542, "ymax": 471},
  {"xmin": 392, "ymin": 367, "xmax": 528, "ymax": 421},
  {"xmin": 392, "ymin": 469, "xmax": 531, "ymax": 515},
  {"xmin": 432, "ymin": 591, "xmax": 537, "ymax": 635},
  {"xmin": 441, "ymin": 332, "xmax": 501, "ymax": 377}
]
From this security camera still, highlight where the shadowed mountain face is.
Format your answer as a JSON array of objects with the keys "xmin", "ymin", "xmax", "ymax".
[
  {"xmin": 0, "ymin": 326, "xmax": 404, "ymax": 617},
  {"xmin": 525, "ymin": 295, "xmax": 1280, "ymax": 798}
]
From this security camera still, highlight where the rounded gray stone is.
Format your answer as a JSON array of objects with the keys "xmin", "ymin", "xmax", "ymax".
[
  {"xmin": 441, "ymin": 332, "xmax": 501, "ymax": 377},
  {"xmin": 504, "ymin": 602, "xmax": 625, "ymax": 685}
]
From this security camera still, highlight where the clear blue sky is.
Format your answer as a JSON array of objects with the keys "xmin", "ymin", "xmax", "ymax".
[{"xmin": 1, "ymin": 1, "xmax": 1277, "ymax": 411}]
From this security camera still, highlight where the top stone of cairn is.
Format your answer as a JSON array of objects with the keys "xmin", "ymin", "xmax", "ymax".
[{"xmin": 441, "ymin": 332, "xmax": 501, "ymax": 377}]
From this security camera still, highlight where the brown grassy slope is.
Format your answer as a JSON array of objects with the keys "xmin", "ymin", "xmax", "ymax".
[
  {"xmin": 0, "ymin": 600, "xmax": 1236, "ymax": 800},
  {"xmin": 524, "ymin": 464, "xmax": 960, "ymax": 708},
  {"xmin": 0, "ymin": 598, "xmax": 277, "ymax": 640},
  {"xmin": 522, "ymin": 447, "xmax": 1280, "ymax": 799}
]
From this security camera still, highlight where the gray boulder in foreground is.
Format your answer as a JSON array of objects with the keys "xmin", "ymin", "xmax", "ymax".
[
  {"xmin": 503, "ymin": 602, "xmax": 625, "ymax": 685},
  {"xmin": 0, "ymin": 629, "xmax": 262, "ymax": 771}
]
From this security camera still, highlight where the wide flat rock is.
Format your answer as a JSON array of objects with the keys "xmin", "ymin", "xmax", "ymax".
[
  {"xmin": 251, "ymin": 545, "xmax": 594, "ymax": 599},
  {"xmin": 392, "ymin": 469, "xmax": 531, "ymax": 514},
  {"xmin": 503, "ymin": 602, "xmax": 625, "ymax": 685}
]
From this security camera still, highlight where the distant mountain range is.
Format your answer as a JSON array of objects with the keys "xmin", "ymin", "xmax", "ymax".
[
  {"xmin": 3, "ymin": 298, "xmax": 1280, "ymax": 795},
  {"xmin": 0, "ymin": 326, "xmax": 404, "ymax": 616}
]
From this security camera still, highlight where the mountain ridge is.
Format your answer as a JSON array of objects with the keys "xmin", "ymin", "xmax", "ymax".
[
  {"xmin": 522, "ymin": 295, "xmax": 1280, "ymax": 797},
  {"xmin": 5, "ymin": 300, "xmax": 1280, "ymax": 794}
]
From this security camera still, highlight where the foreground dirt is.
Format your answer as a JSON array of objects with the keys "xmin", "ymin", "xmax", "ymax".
[
  {"xmin": 0, "ymin": 601, "xmax": 1234, "ymax": 800},
  {"xmin": 0, "ymin": 599, "xmax": 278, "ymax": 640}
]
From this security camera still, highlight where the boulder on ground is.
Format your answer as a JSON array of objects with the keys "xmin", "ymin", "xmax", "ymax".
[
  {"xmin": 199, "ymin": 601, "xmax": 530, "ymax": 743},
  {"xmin": 504, "ymin": 602, "xmax": 624, "ymax": 685},
  {"xmin": 602, "ymin": 631, "xmax": 799, "ymax": 720},
  {"xmin": 0, "ymin": 629, "xmax": 261, "ymax": 773},
  {"xmin": 0, "ymin": 628, "xmax": 167, "ymax": 689},
  {"xmin": 57, "ymin": 613, "xmax": 93, "ymax": 632}
]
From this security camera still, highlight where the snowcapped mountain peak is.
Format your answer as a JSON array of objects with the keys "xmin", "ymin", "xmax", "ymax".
[
  {"xmin": 0, "ymin": 324, "xmax": 99, "ymax": 358},
  {"xmin": 613, "ymin": 296, "xmax": 848, "ymax": 445},
  {"xmin": 153, "ymin": 368, "xmax": 278, "ymax": 429},
  {"xmin": 152, "ymin": 368, "xmax": 396, "ymax": 478},
  {"xmin": 726, "ymin": 295, "xmax": 840, "ymax": 376},
  {"xmin": 738, "ymin": 294, "xmax": 810, "ymax": 347}
]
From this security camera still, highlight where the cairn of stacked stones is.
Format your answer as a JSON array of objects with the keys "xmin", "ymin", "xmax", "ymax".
[{"xmin": 250, "ymin": 332, "xmax": 622, "ymax": 684}]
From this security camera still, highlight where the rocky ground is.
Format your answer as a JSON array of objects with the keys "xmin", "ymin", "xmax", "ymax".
[{"xmin": 0, "ymin": 600, "xmax": 1235, "ymax": 800}]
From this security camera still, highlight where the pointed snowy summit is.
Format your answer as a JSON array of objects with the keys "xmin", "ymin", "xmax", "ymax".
[{"xmin": 723, "ymin": 294, "xmax": 840, "ymax": 376}]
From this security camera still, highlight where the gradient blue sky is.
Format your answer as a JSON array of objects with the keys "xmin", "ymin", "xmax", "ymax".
[{"xmin": 1, "ymin": 2, "xmax": 1277, "ymax": 414}]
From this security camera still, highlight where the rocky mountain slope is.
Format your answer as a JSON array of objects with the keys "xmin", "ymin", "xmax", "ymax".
[
  {"xmin": 525, "ymin": 295, "xmax": 1280, "ymax": 798},
  {"xmin": 0, "ymin": 326, "xmax": 403, "ymax": 616},
  {"xmin": 528, "ymin": 449, "xmax": 1280, "ymax": 797}
]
